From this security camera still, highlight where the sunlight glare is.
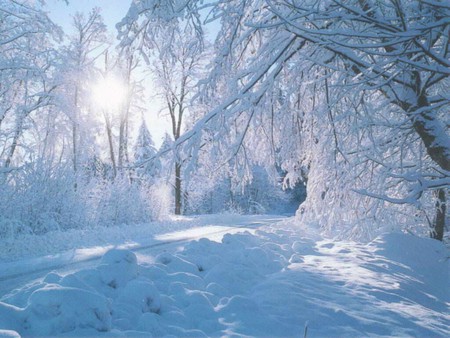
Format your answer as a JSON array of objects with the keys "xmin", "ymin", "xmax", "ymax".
[{"xmin": 92, "ymin": 76, "xmax": 126, "ymax": 111}]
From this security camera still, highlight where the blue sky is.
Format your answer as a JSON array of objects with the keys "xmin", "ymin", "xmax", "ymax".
[{"xmin": 45, "ymin": 0, "xmax": 131, "ymax": 35}]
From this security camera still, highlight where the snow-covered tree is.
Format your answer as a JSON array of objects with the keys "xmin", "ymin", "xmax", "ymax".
[
  {"xmin": 118, "ymin": 8, "xmax": 209, "ymax": 215},
  {"xmin": 118, "ymin": 0, "xmax": 449, "ymax": 240},
  {"xmin": 0, "ymin": 0, "xmax": 60, "ymax": 170},
  {"xmin": 133, "ymin": 119, "xmax": 160, "ymax": 182},
  {"xmin": 57, "ymin": 8, "xmax": 108, "ymax": 175},
  {"xmin": 159, "ymin": 132, "xmax": 174, "ymax": 154},
  {"xmin": 117, "ymin": 52, "xmax": 142, "ymax": 173}
]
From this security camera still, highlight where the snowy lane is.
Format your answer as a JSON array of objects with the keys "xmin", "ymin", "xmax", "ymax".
[
  {"xmin": 1, "ymin": 216, "xmax": 448, "ymax": 337},
  {"xmin": 0, "ymin": 215, "xmax": 285, "ymax": 298}
]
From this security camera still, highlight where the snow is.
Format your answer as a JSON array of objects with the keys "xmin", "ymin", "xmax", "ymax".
[
  {"xmin": 0, "ymin": 216, "xmax": 449, "ymax": 337},
  {"xmin": 0, "ymin": 214, "xmax": 266, "ymax": 264}
]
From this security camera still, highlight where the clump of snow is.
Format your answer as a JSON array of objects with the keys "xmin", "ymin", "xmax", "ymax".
[
  {"xmin": 113, "ymin": 280, "xmax": 161, "ymax": 330},
  {"xmin": 0, "ymin": 330, "xmax": 20, "ymax": 338},
  {"xmin": 0, "ymin": 248, "xmax": 164, "ymax": 336},
  {"xmin": 0, "ymin": 218, "xmax": 449, "ymax": 337},
  {"xmin": 98, "ymin": 249, "xmax": 138, "ymax": 289},
  {"xmin": 0, "ymin": 303, "xmax": 22, "ymax": 334},
  {"xmin": 27, "ymin": 284, "xmax": 112, "ymax": 335}
]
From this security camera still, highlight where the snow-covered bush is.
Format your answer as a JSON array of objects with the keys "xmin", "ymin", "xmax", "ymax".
[
  {"xmin": 88, "ymin": 176, "xmax": 150, "ymax": 227},
  {"xmin": 0, "ymin": 164, "xmax": 88, "ymax": 237},
  {"xmin": 0, "ymin": 164, "xmax": 172, "ymax": 238},
  {"xmin": 145, "ymin": 182, "xmax": 173, "ymax": 221},
  {"xmin": 80, "ymin": 175, "xmax": 174, "ymax": 228}
]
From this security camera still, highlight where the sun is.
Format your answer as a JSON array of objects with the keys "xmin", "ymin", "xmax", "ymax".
[{"xmin": 92, "ymin": 75, "xmax": 127, "ymax": 111}]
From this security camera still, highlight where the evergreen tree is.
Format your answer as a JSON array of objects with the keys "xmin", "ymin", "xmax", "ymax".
[
  {"xmin": 159, "ymin": 132, "xmax": 174, "ymax": 154},
  {"xmin": 133, "ymin": 120, "xmax": 160, "ymax": 182}
]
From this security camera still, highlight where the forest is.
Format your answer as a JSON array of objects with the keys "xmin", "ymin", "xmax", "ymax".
[
  {"xmin": 0, "ymin": 1, "xmax": 449, "ymax": 337},
  {"xmin": 0, "ymin": 0, "xmax": 448, "ymax": 242}
]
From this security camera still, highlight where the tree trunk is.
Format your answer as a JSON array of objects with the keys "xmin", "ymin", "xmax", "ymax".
[
  {"xmin": 175, "ymin": 162, "xmax": 182, "ymax": 215},
  {"xmin": 72, "ymin": 123, "xmax": 77, "ymax": 172},
  {"xmin": 118, "ymin": 103, "xmax": 130, "ymax": 173},
  {"xmin": 104, "ymin": 112, "xmax": 117, "ymax": 179},
  {"xmin": 183, "ymin": 190, "xmax": 189, "ymax": 214},
  {"xmin": 411, "ymin": 113, "xmax": 450, "ymax": 172},
  {"xmin": 4, "ymin": 124, "xmax": 21, "ymax": 168},
  {"xmin": 431, "ymin": 189, "xmax": 446, "ymax": 241},
  {"xmin": 400, "ymin": 79, "xmax": 449, "ymax": 240},
  {"xmin": 72, "ymin": 87, "xmax": 79, "ymax": 174},
  {"xmin": 118, "ymin": 118, "xmax": 125, "ymax": 171},
  {"xmin": 410, "ymin": 88, "xmax": 450, "ymax": 172}
]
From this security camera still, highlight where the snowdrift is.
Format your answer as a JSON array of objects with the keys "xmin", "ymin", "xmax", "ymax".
[{"xmin": 0, "ymin": 221, "xmax": 448, "ymax": 337}]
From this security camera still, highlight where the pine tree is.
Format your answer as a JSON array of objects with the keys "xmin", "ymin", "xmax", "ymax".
[
  {"xmin": 133, "ymin": 120, "xmax": 160, "ymax": 182},
  {"xmin": 159, "ymin": 132, "xmax": 173, "ymax": 154}
]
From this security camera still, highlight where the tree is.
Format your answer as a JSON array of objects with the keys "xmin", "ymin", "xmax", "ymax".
[
  {"xmin": 277, "ymin": 0, "xmax": 450, "ymax": 239},
  {"xmin": 60, "ymin": 8, "xmax": 107, "ymax": 176},
  {"xmin": 0, "ymin": 0, "xmax": 60, "ymax": 171},
  {"xmin": 119, "ymin": 0, "xmax": 449, "ymax": 240},
  {"xmin": 133, "ymin": 119, "xmax": 161, "ymax": 182},
  {"xmin": 0, "ymin": 2, "xmax": 173, "ymax": 237},
  {"xmin": 118, "ymin": 12, "xmax": 207, "ymax": 215},
  {"xmin": 117, "ymin": 52, "xmax": 141, "ymax": 173}
]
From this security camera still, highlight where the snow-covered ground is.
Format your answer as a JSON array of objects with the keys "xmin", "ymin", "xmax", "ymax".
[{"xmin": 0, "ymin": 215, "xmax": 449, "ymax": 337}]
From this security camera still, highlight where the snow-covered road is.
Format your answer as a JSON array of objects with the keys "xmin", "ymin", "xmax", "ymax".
[
  {"xmin": 0, "ymin": 215, "xmax": 285, "ymax": 297},
  {"xmin": 1, "ymin": 215, "xmax": 449, "ymax": 337}
]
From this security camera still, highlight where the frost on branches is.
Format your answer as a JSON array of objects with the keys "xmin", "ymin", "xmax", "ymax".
[{"xmin": 119, "ymin": 0, "xmax": 449, "ymax": 241}]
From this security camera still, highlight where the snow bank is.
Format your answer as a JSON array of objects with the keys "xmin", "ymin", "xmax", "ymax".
[
  {"xmin": 0, "ymin": 214, "xmax": 270, "ymax": 264},
  {"xmin": 0, "ymin": 220, "xmax": 448, "ymax": 337}
]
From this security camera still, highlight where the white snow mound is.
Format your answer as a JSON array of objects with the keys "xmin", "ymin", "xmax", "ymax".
[{"xmin": 0, "ymin": 223, "xmax": 449, "ymax": 337}]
